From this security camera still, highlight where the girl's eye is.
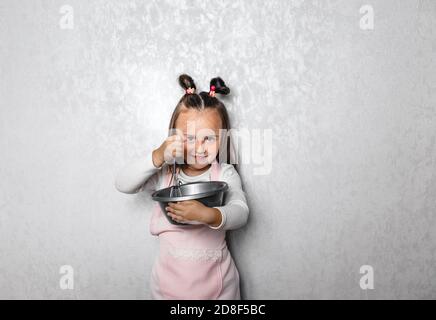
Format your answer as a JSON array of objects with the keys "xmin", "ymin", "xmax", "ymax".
[
  {"xmin": 205, "ymin": 136, "xmax": 216, "ymax": 142},
  {"xmin": 186, "ymin": 135, "xmax": 195, "ymax": 142}
]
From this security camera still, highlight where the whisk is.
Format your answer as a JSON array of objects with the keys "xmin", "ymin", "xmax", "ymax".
[{"xmin": 169, "ymin": 159, "xmax": 182, "ymax": 197}]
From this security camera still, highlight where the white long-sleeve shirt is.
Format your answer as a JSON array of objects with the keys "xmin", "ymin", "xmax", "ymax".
[{"xmin": 114, "ymin": 153, "xmax": 249, "ymax": 231}]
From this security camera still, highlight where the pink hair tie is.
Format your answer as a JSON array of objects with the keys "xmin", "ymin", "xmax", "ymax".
[
  {"xmin": 185, "ymin": 87, "xmax": 195, "ymax": 94},
  {"xmin": 209, "ymin": 85, "xmax": 216, "ymax": 97}
]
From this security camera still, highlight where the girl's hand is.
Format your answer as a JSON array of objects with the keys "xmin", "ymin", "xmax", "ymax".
[
  {"xmin": 152, "ymin": 134, "xmax": 183, "ymax": 168},
  {"xmin": 166, "ymin": 200, "xmax": 222, "ymax": 226}
]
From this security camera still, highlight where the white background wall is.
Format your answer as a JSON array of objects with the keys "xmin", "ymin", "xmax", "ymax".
[{"xmin": 1, "ymin": 0, "xmax": 435, "ymax": 299}]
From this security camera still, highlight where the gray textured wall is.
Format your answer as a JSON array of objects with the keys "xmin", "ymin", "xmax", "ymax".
[{"xmin": 1, "ymin": 0, "xmax": 435, "ymax": 299}]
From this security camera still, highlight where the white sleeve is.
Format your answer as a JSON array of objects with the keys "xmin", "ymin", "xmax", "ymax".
[
  {"xmin": 208, "ymin": 165, "xmax": 249, "ymax": 231},
  {"xmin": 114, "ymin": 152, "xmax": 162, "ymax": 194}
]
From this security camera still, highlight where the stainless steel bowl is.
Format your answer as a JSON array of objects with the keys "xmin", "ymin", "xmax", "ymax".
[{"xmin": 151, "ymin": 181, "xmax": 228, "ymax": 226}]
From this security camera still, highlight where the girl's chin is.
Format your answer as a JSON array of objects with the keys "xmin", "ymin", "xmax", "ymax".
[
  {"xmin": 186, "ymin": 155, "xmax": 211, "ymax": 166},
  {"xmin": 188, "ymin": 163, "xmax": 209, "ymax": 170}
]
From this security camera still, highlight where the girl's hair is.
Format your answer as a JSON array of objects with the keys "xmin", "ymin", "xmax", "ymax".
[{"xmin": 168, "ymin": 74, "xmax": 236, "ymax": 170}]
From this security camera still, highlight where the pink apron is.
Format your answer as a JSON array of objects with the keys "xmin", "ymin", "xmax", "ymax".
[{"xmin": 149, "ymin": 161, "xmax": 241, "ymax": 300}]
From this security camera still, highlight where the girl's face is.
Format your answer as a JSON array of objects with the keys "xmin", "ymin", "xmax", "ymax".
[{"xmin": 175, "ymin": 107, "xmax": 222, "ymax": 171}]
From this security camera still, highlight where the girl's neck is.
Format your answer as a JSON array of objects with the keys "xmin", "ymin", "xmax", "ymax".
[{"xmin": 180, "ymin": 164, "xmax": 211, "ymax": 177}]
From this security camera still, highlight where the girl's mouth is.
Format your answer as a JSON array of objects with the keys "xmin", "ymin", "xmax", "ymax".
[{"xmin": 194, "ymin": 154, "xmax": 207, "ymax": 161}]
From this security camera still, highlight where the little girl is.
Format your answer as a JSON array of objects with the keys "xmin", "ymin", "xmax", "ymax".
[{"xmin": 114, "ymin": 74, "xmax": 249, "ymax": 300}]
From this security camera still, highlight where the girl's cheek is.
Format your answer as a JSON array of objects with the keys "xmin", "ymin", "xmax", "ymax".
[
  {"xmin": 211, "ymin": 142, "xmax": 219, "ymax": 155},
  {"xmin": 186, "ymin": 143, "xmax": 194, "ymax": 154}
]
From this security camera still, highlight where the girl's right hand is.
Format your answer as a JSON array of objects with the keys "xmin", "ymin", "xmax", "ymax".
[{"xmin": 152, "ymin": 134, "xmax": 183, "ymax": 168}]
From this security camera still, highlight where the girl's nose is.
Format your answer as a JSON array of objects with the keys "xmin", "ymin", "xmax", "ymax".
[{"xmin": 195, "ymin": 140, "xmax": 205, "ymax": 153}]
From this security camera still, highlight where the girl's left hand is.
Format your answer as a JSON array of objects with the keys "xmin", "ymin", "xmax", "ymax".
[{"xmin": 166, "ymin": 200, "xmax": 215, "ymax": 224}]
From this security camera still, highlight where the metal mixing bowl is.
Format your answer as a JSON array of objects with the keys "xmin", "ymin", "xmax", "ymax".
[{"xmin": 151, "ymin": 181, "xmax": 228, "ymax": 226}]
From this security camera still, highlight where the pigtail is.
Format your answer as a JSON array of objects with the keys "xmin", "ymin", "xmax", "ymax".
[
  {"xmin": 178, "ymin": 74, "xmax": 197, "ymax": 94},
  {"xmin": 209, "ymin": 77, "xmax": 230, "ymax": 96}
]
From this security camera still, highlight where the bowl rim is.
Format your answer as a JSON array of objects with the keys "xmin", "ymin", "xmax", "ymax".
[{"xmin": 151, "ymin": 181, "xmax": 228, "ymax": 202}]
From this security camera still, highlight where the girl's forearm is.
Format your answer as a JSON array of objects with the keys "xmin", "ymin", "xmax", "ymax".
[
  {"xmin": 114, "ymin": 152, "xmax": 160, "ymax": 194},
  {"xmin": 206, "ymin": 208, "xmax": 223, "ymax": 228},
  {"xmin": 218, "ymin": 202, "xmax": 249, "ymax": 230},
  {"xmin": 152, "ymin": 148, "xmax": 164, "ymax": 168}
]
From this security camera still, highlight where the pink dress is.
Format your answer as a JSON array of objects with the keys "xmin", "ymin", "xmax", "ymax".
[{"xmin": 149, "ymin": 161, "xmax": 241, "ymax": 299}]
